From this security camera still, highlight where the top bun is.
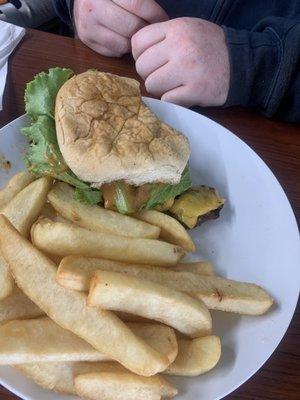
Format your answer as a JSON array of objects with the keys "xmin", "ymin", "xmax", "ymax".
[{"xmin": 55, "ymin": 70, "xmax": 190, "ymax": 186}]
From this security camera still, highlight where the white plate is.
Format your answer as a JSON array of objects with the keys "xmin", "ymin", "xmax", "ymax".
[{"xmin": 0, "ymin": 98, "xmax": 299, "ymax": 400}]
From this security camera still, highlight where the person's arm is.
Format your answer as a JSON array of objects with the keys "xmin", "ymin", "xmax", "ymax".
[
  {"xmin": 0, "ymin": 0, "xmax": 56, "ymax": 28},
  {"xmin": 223, "ymin": 15, "xmax": 300, "ymax": 122},
  {"xmin": 53, "ymin": 0, "xmax": 168, "ymax": 57},
  {"xmin": 52, "ymin": 0, "xmax": 74, "ymax": 27}
]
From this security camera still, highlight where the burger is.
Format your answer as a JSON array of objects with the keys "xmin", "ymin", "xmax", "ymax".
[{"xmin": 22, "ymin": 68, "xmax": 224, "ymax": 228}]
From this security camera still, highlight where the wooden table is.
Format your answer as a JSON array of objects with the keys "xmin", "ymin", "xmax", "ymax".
[{"xmin": 0, "ymin": 28, "xmax": 299, "ymax": 400}]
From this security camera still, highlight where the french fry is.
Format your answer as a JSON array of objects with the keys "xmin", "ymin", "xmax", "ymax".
[
  {"xmin": 39, "ymin": 203, "xmax": 58, "ymax": 220},
  {"xmin": 137, "ymin": 210, "xmax": 195, "ymax": 252},
  {"xmin": 15, "ymin": 362, "xmax": 77, "ymax": 394},
  {"xmin": 32, "ymin": 218, "xmax": 184, "ymax": 266},
  {"xmin": 16, "ymin": 362, "xmax": 177, "ymax": 397},
  {"xmin": 164, "ymin": 336, "xmax": 221, "ymax": 376},
  {"xmin": 39, "ymin": 202, "xmax": 69, "ymax": 224},
  {"xmin": 58, "ymin": 256, "xmax": 273, "ymax": 315},
  {"xmin": 169, "ymin": 261, "xmax": 214, "ymax": 276},
  {"xmin": 0, "ymin": 253, "xmax": 13, "ymax": 300},
  {"xmin": 0, "ymin": 215, "xmax": 170, "ymax": 376},
  {"xmin": 191, "ymin": 276, "xmax": 273, "ymax": 315},
  {"xmin": 44, "ymin": 253, "xmax": 63, "ymax": 266},
  {"xmin": 129, "ymin": 322, "xmax": 178, "ymax": 364},
  {"xmin": 115, "ymin": 312, "xmax": 150, "ymax": 324},
  {"xmin": 0, "ymin": 318, "xmax": 177, "ymax": 365},
  {"xmin": 88, "ymin": 270, "xmax": 212, "ymax": 338},
  {"xmin": 75, "ymin": 370, "xmax": 178, "ymax": 400},
  {"xmin": 16, "ymin": 362, "xmax": 133, "ymax": 394},
  {"xmin": 0, "ymin": 317, "xmax": 104, "ymax": 364},
  {"xmin": 1, "ymin": 177, "xmax": 52, "ymax": 237},
  {"xmin": 56, "ymin": 256, "xmax": 213, "ymax": 292},
  {"xmin": 0, "ymin": 171, "xmax": 35, "ymax": 210},
  {"xmin": 37, "ymin": 204, "xmax": 64, "ymax": 264},
  {"xmin": 48, "ymin": 182, "xmax": 160, "ymax": 239},
  {"xmin": 0, "ymin": 287, "xmax": 44, "ymax": 325},
  {"xmin": 38, "ymin": 204, "xmax": 65, "ymax": 264}
]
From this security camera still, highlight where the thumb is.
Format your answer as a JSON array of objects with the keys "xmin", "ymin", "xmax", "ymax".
[{"xmin": 112, "ymin": 0, "xmax": 169, "ymax": 23}]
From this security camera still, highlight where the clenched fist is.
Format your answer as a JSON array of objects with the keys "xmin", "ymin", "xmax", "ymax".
[
  {"xmin": 74, "ymin": 0, "xmax": 168, "ymax": 57},
  {"xmin": 132, "ymin": 17, "xmax": 230, "ymax": 107}
]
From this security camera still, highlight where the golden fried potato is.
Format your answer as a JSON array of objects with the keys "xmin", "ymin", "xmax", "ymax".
[
  {"xmin": 0, "ymin": 171, "xmax": 35, "ymax": 210},
  {"xmin": 17, "ymin": 362, "xmax": 177, "ymax": 397},
  {"xmin": 56, "ymin": 257, "xmax": 212, "ymax": 292},
  {"xmin": 164, "ymin": 336, "xmax": 221, "ymax": 376},
  {"xmin": 1, "ymin": 177, "xmax": 52, "ymax": 237},
  {"xmin": 15, "ymin": 362, "xmax": 76, "ymax": 394},
  {"xmin": 0, "ymin": 287, "xmax": 44, "ymax": 325},
  {"xmin": 137, "ymin": 210, "xmax": 195, "ymax": 251},
  {"xmin": 0, "ymin": 253, "xmax": 13, "ymax": 300},
  {"xmin": 48, "ymin": 182, "xmax": 160, "ymax": 239},
  {"xmin": 57, "ymin": 256, "xmax": 273, "ymax": 315},
  {"xmin": 0, "ymin": 318, "xmax": 177, "ymax": 365},
  {"xmin": 39, "ymin": 202, "xmax": 69, "ymax": 223},
  {"xmin": 75, "ymin": 370, "xmax": 177, "ymax": 400},
  {"xmin": 169, "ymin": 261, "xmax": 214, "ymax": 275},
  {"xmin": 0, "ymin": 215, "xmax": 170, "ymax": 376},
  {"xmin": 32, "ymin": 218, "xmax": 184, "ymax": 266},
  {"xmin": 88, "ymin": 270, "xmax": 212, "ymax": 338}
]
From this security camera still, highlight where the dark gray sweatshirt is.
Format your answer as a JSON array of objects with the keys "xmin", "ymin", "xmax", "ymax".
[{"xmin": 53, "ymin": 0, "xmax": 300, "ymax": 122}]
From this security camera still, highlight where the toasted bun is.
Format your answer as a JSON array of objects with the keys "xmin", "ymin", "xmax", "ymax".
[{"xmin": 55, "ymin": 70, "xmax": 190, "ymax": 186}]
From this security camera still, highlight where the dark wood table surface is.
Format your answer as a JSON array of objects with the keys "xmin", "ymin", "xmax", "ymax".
[{"xmin": 0, "ymin": 28, "xmax": 299, "ymax": 400}]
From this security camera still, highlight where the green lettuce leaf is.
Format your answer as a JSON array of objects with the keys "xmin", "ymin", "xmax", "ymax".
[
  {"xmin": 21, "ymin": 115, "xmax": 95, "ymax": 191},
  {"xmin": 74, "ymin": 187, "xmax": 102, "ymax": 205},
  {"xmin": 22, "ymin": 116, "xmax": 66, "ymax": 176},
  {"xmin": 115, "ymin": 184, "xmax": 132, "ymax": 214},
  {"xmin": 144, "ymin": 166, "xmax": 192, "ymax": 210},
  {"xmin": 25, "ymin": 67, "xmax": 74, "ymax": 120},
  {"xmin": 22, "ymin": 67, "xmax": 101, "ymax": 206}
]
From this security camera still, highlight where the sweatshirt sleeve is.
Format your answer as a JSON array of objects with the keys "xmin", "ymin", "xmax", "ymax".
[
  {"xmin": 52, "ymin": 0, "xmax": 74, "ymax": 27},
  {"xmin": 223, "ymin": 16, "xmax": 300, "ymax": 122}
]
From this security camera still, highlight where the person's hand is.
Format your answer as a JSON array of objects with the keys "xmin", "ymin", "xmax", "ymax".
[
  {"xmin": 74, "ymin": 0, "xmax": 168, "ymax": 57},
  {"xmin": 132, "ymin": 17, "xmax": 230, "ymax": 107}
]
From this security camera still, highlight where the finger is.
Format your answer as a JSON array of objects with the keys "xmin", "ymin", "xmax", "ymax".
[
  {"xmin": 95, "ymin": 0, "xmax": 146, "ymax": 38},
  {"xmin": 161, "ymin": 86, "xmax": 195, "ymax": 107},
  {"xmin": 87, "ymin": 24, "xmax": 131, "ymax": 55},
  {"xmin": 145, "ymin": 63, "xmax": 183, "ymax": 97},
  {"xmin": 112, "ymin": 0, "xmax": 168, "ymax": 23},
  {"xmin": 132, "ymin": 22, "xmax": 167, "ymax": 60},
  {"xmin": 135, "ymin": 41, "xmax": 169, "ymax": 80}
]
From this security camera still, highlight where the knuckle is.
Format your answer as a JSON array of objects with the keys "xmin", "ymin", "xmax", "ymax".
[
  {"xmin": 144, "ymin": 77, "xmax": 151, "ymax": 92},
  {"xmin": 169, "ymin": 17, "xmax": 188, "ymax": 32},
  {"xmin": 127, "ymin": 0, "xmax": 142, "ymax": 14},
  {"xmin": 161, "ymin": 92, "xmax": 170, "ymax": 102},
  {"xmin": 145, "ymin": 75, "xmax": 155, "ymax": 93},
  {"xmin": 118, "ymin": 38, "xmax": 131, "ymax": 54},
  {"xmin": 127, "ymin": 20, "xmax": 140, "ymax": 36},
  {"xmin": 135, "ymin": 57, "xmax": 144, "ymax": 75},
  {"xmin": 167, "ymin": 18, "xmax": 194, "ymax": 44},
  {"xmin": 131, "ymin": 32, "xmax": 139, "ymax": 51},
  {"xmin": 135, "ymin": 58, "xmax": 147, "ymax": 79},
  {"xmin": 102, "ymin": 33, "xmax": 130, "ymax": 55}
]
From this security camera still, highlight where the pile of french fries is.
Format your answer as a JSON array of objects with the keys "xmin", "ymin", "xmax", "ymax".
[{"xmin": 0, "ymin": 172, "xmax": 274, "ymax": 400}]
